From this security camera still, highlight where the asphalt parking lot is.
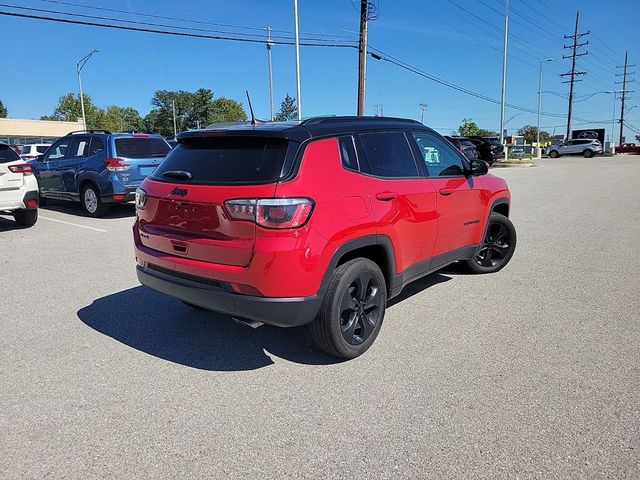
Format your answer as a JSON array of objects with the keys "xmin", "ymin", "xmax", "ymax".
[{"xmin": 1, "ymin": 155, "xmax": 639, "ymax": 479}]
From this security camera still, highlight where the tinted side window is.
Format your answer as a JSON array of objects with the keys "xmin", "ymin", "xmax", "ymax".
[
  {"xmin": 45, "ymin": 139, "xmax": 71, "ymax": 161},
  {"xmin": 22, "ymin": 146, "xmax": 31, "ymax": 155},
  {"xmin": 36, "ymin": 145, "xmax": 49, "ymax": 154},
  {"xmin": 411, "ymin": 132, "xmax": 466, "ymax": 177},
  {"xmin": 67, "ymin": 138, "xmax": 89, "ymax": 159},
  {"xmin": 358, "ymin": 132, "xmax": 418, "ymax": 178},
  {"xmin": 89, "ymin": 137, "xmax": 105, "ymax": 156},
  {"xmin": 338, "ymin": 136, "xmax": 359, "ymax": 172}
]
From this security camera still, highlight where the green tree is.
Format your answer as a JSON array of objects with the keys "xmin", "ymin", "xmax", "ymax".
[
  {"xmin": 518, "ymin": 125, "xmax": 552, "ymax": 145},
  {"xmin": 102, "ymin": 106, "xmax": 144, "ymax": 132},
  {"xmin": 209, "ymin": 97, "xmax": 247, "ymax": 123},
  {"xmin": 145, "ymin": 89, "xmax": 247, "ymax": 137},
  {"xmin": 274, "ymin": 94, "xmax": 297, "ymax": 121},
  {"xmin": 457, "ymin": 118, "xmax": 498, "ymax": 137},
  {"xmin": 0, "ymin": 99, "xmax": 7, "ymax": 118},
  {"xmin": 41, "ymin": 93, "xmax": 104, "ymax": 129}
]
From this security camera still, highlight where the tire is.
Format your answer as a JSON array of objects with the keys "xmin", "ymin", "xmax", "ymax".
[
  {"xmin": 583, "ymin": 149, "xmax": 594, "ymax": 158},
  {"xmin": 548, "ymin": 150, "xmax": 559, "ymax": 158},
  {"xmin": 13, "ymin": 208, "xmax": 38, "ymax": 227},
  {"xmin": 463, "ymin": 213, "xmax": 516, "ymax": 274},
  {"xmin": 309, "ymin": 258, "xmax": 387, "ymax": 359},
  {"xmin": 81, "ymin": 183, "xmax": 108, "ymax": 217}
]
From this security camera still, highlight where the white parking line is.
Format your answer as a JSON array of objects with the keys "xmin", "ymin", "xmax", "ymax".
[{"xmin": 39, "ymin": 215, "xmax": 107, "ymax": 233}]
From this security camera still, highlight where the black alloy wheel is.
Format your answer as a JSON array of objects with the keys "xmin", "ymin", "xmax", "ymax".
[
  {"xmin": 463, "ymin": 212, "xmax": 516, "ymax": 274},
  {"xmin": 474, "ymin": 222, "xmax": 511, "ymax": 268},
  {"xmin": 309, "ymin": 258, "xmax": 387, "ymax": 359},
  {"xmin": 339, "ymin": 272, "xmax": 384, "ymax": 346}
]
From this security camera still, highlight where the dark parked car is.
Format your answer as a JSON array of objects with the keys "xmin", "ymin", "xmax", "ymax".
[
  {"xmin": 444, "ymin": 136, "xmax": 478, "ymax": 160},
  {"xmin": 30, "ymin": 130, "xmax": 171, "ymax": 217},
  {"xmin": 467, "ymin": 136, "xmax": 497, "ymax": 165},
  {"xmin": 488, "ymin": 138, "xmax": 504, "ymax": 159}
]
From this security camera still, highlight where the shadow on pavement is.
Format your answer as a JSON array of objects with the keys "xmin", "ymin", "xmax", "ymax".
[
  {"xmin": 77, "ymin": 286, "xmax": 341, "ymax": 371},
  {"xmin": 78, "ymin": 271, "xmax": 455, "ymax": 371},
  {"xmin": 41, "ymin": 200, "xmax": 136, "ymax": 219},
  {"xmin": 0, "ymin": 214, "xmax": 27, "ymax": 232},
  {"xmin": 388, "ymin": 272, "xmax": 452, "ymax": 307}
]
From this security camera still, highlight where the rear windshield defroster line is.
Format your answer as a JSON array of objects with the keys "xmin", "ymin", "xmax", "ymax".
[{"xmin": 150, "ymin": 136, "xmax": 291, "ymax": 185}]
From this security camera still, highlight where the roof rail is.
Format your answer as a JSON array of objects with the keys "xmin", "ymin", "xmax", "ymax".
[
  {"xmin": 300, "ymin": 116, "xmax": 421, "ymax": 126},
  {"xmin": 67, "ymin": 129, "xmax": 112, "ymax": 135}
]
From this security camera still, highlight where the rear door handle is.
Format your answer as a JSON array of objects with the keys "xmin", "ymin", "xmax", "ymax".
[
  {"xmin": 439, "ymin": 188, "xmax": 455, "ymax": 196},
  {"xmin": 375, "ymin": 192, "xmax": 398, "ymax": 201}
]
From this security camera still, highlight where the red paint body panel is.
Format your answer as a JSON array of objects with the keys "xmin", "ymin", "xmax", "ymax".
[{"xmin": 133, "ymin": 132, "xmax": 511, "ymax": 300}]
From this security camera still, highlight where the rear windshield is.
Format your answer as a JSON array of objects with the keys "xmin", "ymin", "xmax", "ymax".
[
  {"xmin": 151, "ymin": 137, "xmax": 290, "ymax": 185},
  {"xmin": 114, "ymin": 137, "xmax": 170, "ymax": 158},
  {"xmin": 460, "ymin": 140, "xmax": 475, "ymax": 147},
  {"xmin": 0, "ymin": 144, "xmax": 20, "ymax": 163}
]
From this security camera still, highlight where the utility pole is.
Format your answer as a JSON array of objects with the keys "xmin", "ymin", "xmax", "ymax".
[
  {"xmin": 616, "ymin": 51, "xmax": 636, "ymax": 145},
  {"xmin": 561, "ymin": 11, "xmax": 589, "ymax": 141},
  {"xmin": 357, "ymin": 0, "xmax": 368, "ymax": 116},
  {"xmin": 537, "ymin": 58, "xmax": 554, "ymax": 158},
  {"xmin": 419, "ymin": 102, "xmax": 428, "ymax": 124},
  {"xmin": 266, "ymin": 27, "xmax": 275, "ymax": 121},
  {"xmin": 499, "ymin": 0, "xmax": 509, "ymax": 145},
  {"xmin": 293, "ymin": 0, "xmax": 302, "ymax": 120}
]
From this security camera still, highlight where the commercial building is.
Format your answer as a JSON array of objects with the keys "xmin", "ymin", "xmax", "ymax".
[{"xmin": 0, "ymin": 117, "xmax": 84, "ymax": 146}]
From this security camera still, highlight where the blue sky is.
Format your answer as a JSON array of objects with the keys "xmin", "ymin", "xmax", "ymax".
[{"xmin": 2, "ymin": 0, "xmax": 638, "ymax": 140}]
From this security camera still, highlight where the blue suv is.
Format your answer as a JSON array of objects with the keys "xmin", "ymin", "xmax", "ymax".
[{"xmin": 30, "ymin": 130, "xmax": 171, "ymax": 216}]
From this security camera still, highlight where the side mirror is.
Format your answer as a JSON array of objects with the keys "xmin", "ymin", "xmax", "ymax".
[
  {"xmin": 469, "ymin": 159, "xmax": 489, "ymax": 176},
  {"xmin": 35, "ymin": 154, "xmax": 46, "ymax": 163}
]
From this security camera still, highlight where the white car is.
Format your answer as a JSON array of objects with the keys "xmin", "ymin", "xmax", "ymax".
[
  {"xmin": 19, "ymin": 143, "xmax": 51, "ymax": 161},
  {"xmin": 0, "ymin": 142, "xmax": 39, "ymax": 227}
]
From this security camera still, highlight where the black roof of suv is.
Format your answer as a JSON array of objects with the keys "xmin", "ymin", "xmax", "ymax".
[{"xmin": 178, "ymin": 116, "xmax": 428, "ymax": 143}]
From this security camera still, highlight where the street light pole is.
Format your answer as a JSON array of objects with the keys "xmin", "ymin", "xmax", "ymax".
[
  {"xmin": 499, "ymin": 0, "xmax": 509, "ymax": 145},
  {"xmin": 293, "ymin": 0, "xmax": 302, "ymax": 120},
  {"xmin": 537, "ymin": 58, "xmax": 553, "ymax": 159},
  {"xmin": 611, "ymin": 92, "xmax": 618, "ymax": 153},
  {"xmin": 76, "ymin": 48, "xmax": 99, "ymax": 130},
  {"xmin": 266, "ymin": 27, "xmax": 275, "ymax": 121}
]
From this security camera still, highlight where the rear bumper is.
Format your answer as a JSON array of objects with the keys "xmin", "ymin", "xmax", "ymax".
[
  {"xmin": 101, "ymin": 185, "xmax": 137, "ymax": 203},
  {"xmin": 136, "ymin": 264, "xmax": 321, "ymax": 327}
]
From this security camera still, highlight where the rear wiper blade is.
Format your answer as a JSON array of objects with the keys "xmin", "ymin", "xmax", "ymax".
[
  {"xmin": 162, "ymin": 170, "xmax": 192, "ymax": 180},
  {"xmin": 150, "ymin": 153, "xmax": 167, "ymax": 157}
]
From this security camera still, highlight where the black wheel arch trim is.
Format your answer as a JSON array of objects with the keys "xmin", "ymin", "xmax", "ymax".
[{"xmin": 317, "ymin": 234, "xmax": 397, "ymax": 299}]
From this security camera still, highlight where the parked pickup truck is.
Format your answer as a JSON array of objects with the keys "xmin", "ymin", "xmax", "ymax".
[{"xmin": 616, "ymin": 143, "xmax": 640, "ymax": 154}]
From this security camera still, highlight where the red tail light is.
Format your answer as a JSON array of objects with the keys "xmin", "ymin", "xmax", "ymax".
[
  {"xmin": 8, "ymin": 163, "xmax": 33, "ymax": 175},
  {"xmin": 104, "ymin": 158, "xmax": 129, "ymax": 171},
  {"xmin": 225, "ymin": 198, "xmax": 314, "ymax": 229}
]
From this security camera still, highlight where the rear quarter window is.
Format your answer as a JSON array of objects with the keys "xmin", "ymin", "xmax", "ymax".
[
  {"xmin": 0, "ymin": 144, "xmax": 21, "ymax": 163},
  {"xmin": 115, "ymin": 137, "xmax": 170, "ymax": 158},
  {"xmin": 151, "ymin": 136, "xmax": 291, "ymax": 185}
]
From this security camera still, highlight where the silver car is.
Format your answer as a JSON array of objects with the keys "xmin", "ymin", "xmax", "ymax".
[{"xmin": 547, "ymin": 139, "xmax": 602, "ymax": 158}]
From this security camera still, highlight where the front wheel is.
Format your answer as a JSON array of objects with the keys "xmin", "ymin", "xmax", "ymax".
[
  {"xmin": 13, "ymin": 208, "xmax": 38, "ymax": 227},
  {"xmin": 81, "ymin": 183, "xmax": 108, "ymax": 217},
  {"xmin": 310, "ymin": 258, "xmax": 387, "ymax": 359},
  {"xmin": 548, "ymin": 150, "xmax": 559, "ymax": 158},
  {"xmin": 463, "ymin": 213, "xmax": 516, "ymax": 274}
]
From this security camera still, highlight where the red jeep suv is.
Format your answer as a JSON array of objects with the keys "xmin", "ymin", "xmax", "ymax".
[{"xmin": 133, "ymin": 117, "xmax": 516, "ymax": 358}]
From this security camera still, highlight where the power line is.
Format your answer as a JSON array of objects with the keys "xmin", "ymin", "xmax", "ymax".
[
  {"xmin": 0, "ymin": 2, "xmax": 355, "ymax": 43},
  {"xmin": 0, "ymin": 9, "xmax": 358, "ymax": 48},
  {"xmin": 36, "ymin": 0, "xmax": 355, "ymax": 39}
]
